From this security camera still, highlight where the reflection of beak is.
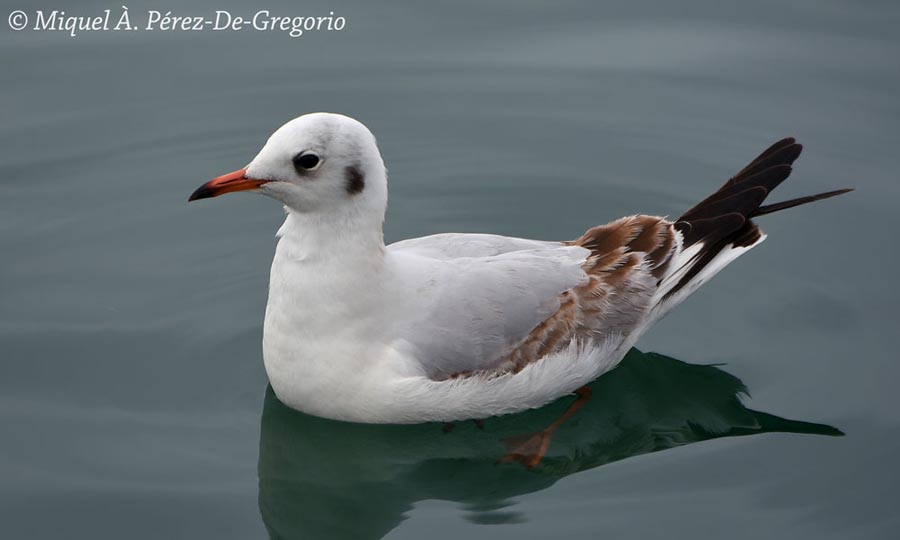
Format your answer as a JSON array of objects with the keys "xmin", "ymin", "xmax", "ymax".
[{"xmin": 188, "ymin": 167, "xmax": 269, "ymax": 201}]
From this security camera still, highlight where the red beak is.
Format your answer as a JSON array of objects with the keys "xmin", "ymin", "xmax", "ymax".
[{"xmin": 188, "ymin": 167, "xmax": 269, "ymax": 201}]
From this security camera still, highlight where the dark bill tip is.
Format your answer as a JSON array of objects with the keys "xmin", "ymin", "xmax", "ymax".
[
  {"xmin": 188, "ymin": 167, "xmax": 267, "ymax": 202},
  {"xmin": 188, "ymin": 184, "xmax": 218, "ymax": 202}
]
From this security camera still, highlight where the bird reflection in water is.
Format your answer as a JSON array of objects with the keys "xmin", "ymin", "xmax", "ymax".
[{"xmin": 258, "ymin": 348, "xmax": 842, "ymax": 539}]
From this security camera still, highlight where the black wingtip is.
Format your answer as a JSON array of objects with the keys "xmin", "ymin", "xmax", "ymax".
[
  {"xmin": 751, "ymin": 188, "xmax": 854, "ymax": 217},
  {"xmin": 665, "ymin": 140, "xmax": 851, "ymax": 299}
]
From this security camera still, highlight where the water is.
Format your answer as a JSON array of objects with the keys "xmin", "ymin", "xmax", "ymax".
[{"xmin": 1, "ymin": 0, "xmax": 898, "ymax": 538}]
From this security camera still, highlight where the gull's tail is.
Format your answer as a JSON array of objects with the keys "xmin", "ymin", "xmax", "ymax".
[{"xmin": 654, "ymin": 137, "xmax": 852, "ymax": 310}]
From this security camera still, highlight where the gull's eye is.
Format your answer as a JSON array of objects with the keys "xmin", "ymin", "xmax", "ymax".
[{"xmin": 293, "ymin": 152, "xmax": 321, "ymax": 172}]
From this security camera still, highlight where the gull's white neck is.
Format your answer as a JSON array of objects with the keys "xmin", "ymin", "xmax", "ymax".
[
  {"xmin": 273, "ymin": 206, "xmax": 386, "ymax": 263},
  {"xmin": 263, "ymin": 205, "xmax": 392, "ymax": 417},
  {"xmin": 267, "ymin": 207, "xmax": 388, "ymax": 331}
]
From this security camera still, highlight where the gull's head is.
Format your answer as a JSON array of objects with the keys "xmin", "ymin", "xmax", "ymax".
[{"xmin": 190, "ymin": 113, "xmax": 387, "ymax": 216}]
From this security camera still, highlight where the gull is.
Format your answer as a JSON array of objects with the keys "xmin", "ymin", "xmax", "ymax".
[{"xmin": 190, "ymin": 113, "xmax": 850, "ymax": 466}]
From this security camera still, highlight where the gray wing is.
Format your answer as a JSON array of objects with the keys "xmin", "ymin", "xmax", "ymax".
[{"xmin": 386, "ymin": 219, "xmax": 680, "ymax": 380}]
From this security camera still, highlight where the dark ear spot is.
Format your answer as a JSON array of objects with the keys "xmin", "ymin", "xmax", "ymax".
[{"xmin": 344, "ymin": 165, "xmax": 365, "ymax": 195}]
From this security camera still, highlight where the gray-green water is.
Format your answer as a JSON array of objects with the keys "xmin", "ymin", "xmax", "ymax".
[{"xmin": 2, "ymin": 1, "xmax": 898, "ymax": 538}]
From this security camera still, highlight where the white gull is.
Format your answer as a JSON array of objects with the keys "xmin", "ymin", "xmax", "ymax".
[{"xmin": 190, "ymin": 113, "xmax": 850, "ymax": 430}]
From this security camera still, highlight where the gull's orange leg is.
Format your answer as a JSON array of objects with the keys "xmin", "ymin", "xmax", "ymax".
[{"xmin": 500, "ymin": 386, "xmax": 593, "ymax": 468}]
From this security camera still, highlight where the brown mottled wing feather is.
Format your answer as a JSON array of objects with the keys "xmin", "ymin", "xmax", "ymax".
[
  {"xmin": 569, "ymin": 216, "xmax": 677, "ymax": 332},
  {"xmin": 456, "ymin": 216, "xmax": 677, "ymax": 378}
]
